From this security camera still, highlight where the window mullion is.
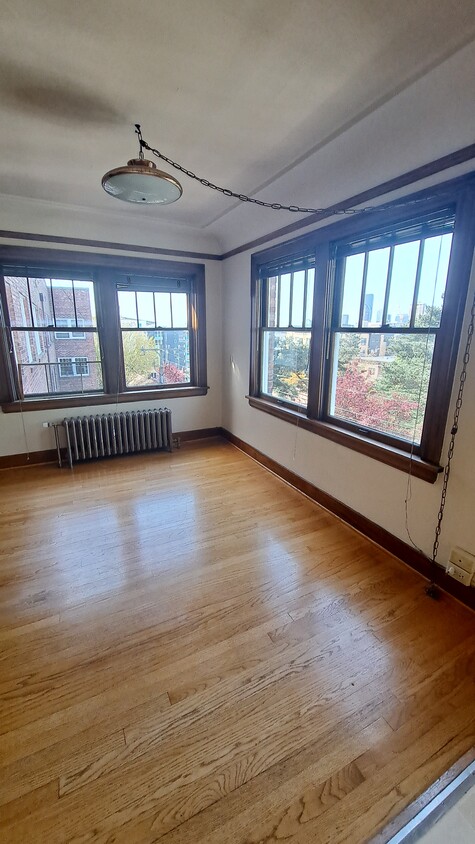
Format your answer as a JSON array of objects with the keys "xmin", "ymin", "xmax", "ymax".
[
  {"xmin": 381, "ymin": 246, "xmax": 394, "ymax": 326},
  {"xmin": 410, "ymin": 240, "xmax": 425, "ymax": 328},
  {"xmin": 307, "ymin": 243, "xmax": 330, "ymax": 420},
  {"xmin": 357, "ymin": 253, "xmax": 369, "ymax": 328}
]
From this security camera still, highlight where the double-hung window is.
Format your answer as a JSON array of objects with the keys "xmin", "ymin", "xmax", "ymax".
[
  {"xmin": 2, "ymin": 272, "xmax": 102, "ymax": 398},
  {"xmin": 117, "ymin": 277, "xmax": 192, "ymax": 389},
  {"xmin": 0, "ymin": 255, "xmax": 207, "ymax": 409},
  {"xmin": 259, "ymin": 256, "xmax": 315, "ymax": 407},
  {"xmin": 250, "ymin": 180, "xmax": 475, "ymax": 481}
]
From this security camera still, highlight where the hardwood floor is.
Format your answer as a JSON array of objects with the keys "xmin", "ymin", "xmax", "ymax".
[{"xmin": 0, "ymin": 437, "xmax": 473, "ymax": 843}]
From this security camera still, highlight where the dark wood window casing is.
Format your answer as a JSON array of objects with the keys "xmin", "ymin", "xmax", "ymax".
[
  {"xmin": 249, "ymin": 175, "xmax": 475, "ymax": 483},
  {"xmin": 0, "ymin": 251, "xmax": 207, "ymax": 412}
]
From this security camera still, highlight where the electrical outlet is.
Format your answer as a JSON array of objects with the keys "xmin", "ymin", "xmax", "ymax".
[
  {"xmin": 446, "ymin": 563, "xmax": 473, "ymax": 586},
  {"xmin": 449, "ymin": 546, "xmax": 475, "ymax": 572}
]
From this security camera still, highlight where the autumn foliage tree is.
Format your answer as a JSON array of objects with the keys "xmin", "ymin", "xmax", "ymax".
[{"xmin": 334, "ymin": 361, "xmax": 417, "ymax": 438}]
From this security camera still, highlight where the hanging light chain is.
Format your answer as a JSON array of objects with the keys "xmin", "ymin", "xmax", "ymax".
[
  {"xmin": 136, "ymin": 126, "xmax": 431, "ymax": 217},
  {"xmin": 432, "ymin": 287, "xmax": 475, "ymax": 564}
]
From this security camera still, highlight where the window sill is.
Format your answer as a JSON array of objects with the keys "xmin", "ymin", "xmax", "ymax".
[
  {"xmin": 247, "ymin": 396, "xmax": 442, "ymax": 483},
  {"xmin": 2, "ymin": 386, "xmax": 209, "ymax": 413}
]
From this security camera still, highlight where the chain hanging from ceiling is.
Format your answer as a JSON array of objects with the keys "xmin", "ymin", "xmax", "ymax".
[
  {"xmin": 431, "ymin": 286, "xmax": 475, "ymax": 566},
  {"xmin": 136, "ymin": 125, "xmax": 431, "ymax": 217}
]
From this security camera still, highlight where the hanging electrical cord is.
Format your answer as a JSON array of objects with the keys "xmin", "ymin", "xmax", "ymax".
[
  {"xmin": 426, "ymin": 287, "xmax": 475, "ymax": 597},
  {"xmin": 136, "ymin": 126, "xmax": 434, "ymax": 217}
]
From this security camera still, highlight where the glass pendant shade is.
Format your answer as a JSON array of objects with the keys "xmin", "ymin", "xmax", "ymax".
[{"xmin": 102, "ymin": 158, "xmax": 182, "ymax": 204}]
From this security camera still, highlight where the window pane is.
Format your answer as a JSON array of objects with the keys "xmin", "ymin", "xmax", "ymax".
[
  {"xmin": 11, "ymin": 330, "xmax": 103, "ymax": 396},
  {"xmin": 171, "ymin": 292, "xmax": 188, "ymax": 328},
  {"xmin": 387, "ymin": 241, "xmax": 420, "ymax": 327},
  {"xmin": 29, "ymin": 278, "xmax": 55, "ymax": 326},
  {"xmin": 4, "ymin": 277, "xmax": 32, "ymax": 327},
  {"xmin": 340, "ymin": 254, "xmax": 365, "ymax": 327},
  {"xmin": 362, "ymin": 247, "xmax": 390, "ymax": 327},
  {"xmin": 73, "ymin": 281, "xmax": 97, "ymax": 327},
  {"xmin": 329, "ymin": 331, "xmax": 435, "ymax": 443},
  {"xmin": 137, "ymin": 291, "xmax": 155, "ymax": 328},
  {"xmin": 261, "ymin": 330, "xmax": 310, "ymax": 407},
  {"xmin": 122, "ymin": 330, "xmax": 190, "ymax": 387},
  {"xmin": 154, "ymin": 292, "xmax": 172, "ymax": 327},
  {"xmin": 291, "ymin": 271, "xmax": 305, "ymax": 328},
  {"xmin": 305, "ymin": 269, "xmax": 314, "ymax": 328},
  {"xmin": 51, "ymin": 279, "xmax": 75, "ymax": 323},
  {"xmin": 267, "ymin": 277, "xmax": 278, "ymax": 328},
  {"xmin": 278, "ymin": 274, "xmax": 291, "ymax": 327},
  {"xmin": 118, "ymin": 291, "xmax": 137, "ymax": 327},
  {"xmin": 416, "ymin": 233, "xmax": 452, "ymax": 327}
]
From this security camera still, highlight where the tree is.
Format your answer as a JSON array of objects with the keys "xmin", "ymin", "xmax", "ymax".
[
  {"xmin": 334, "ymin": 362, "xmax": 417, "ymax": 438},
  {"xmin": 337, "ymin": 333, "xmax": 362, "ymax": 372},
  {"xmin": 375, "ymin": 308, "xmax": 441, "ymax": 405},
  {"xmin": 268, "ymin": 333, "xmax": 310, "ymax": 404},
  {"xmin": 122, "ymin": 331, "xmax": 159, "ymax": 386},
  {"xmin": 162, "ymin": 361, "xmax": 186, "ymax": 383}
]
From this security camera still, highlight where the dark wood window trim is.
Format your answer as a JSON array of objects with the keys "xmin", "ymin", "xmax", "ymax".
[
  {"xmin": 0, "ymin": 249, "xmax": 208, "ymax": 411},
  {"xmin": 249, "ymin": 175, "xmax": 475, "ymax": 483},
  {"xmin": 247, "ymin": 396, "xmax": 440, "ymax": 483}
]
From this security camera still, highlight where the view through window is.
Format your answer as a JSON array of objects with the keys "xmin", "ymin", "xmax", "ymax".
[
  {"xmin": 5, "ymin": 275, "xmax": 102, "ymax": 397},
  {"xmin": 328, "ymin": 231, "xmax": 453, "ymax": 443},
  {"xmin": 117, "ymin": 288, "xmax": 191, "ymax": 388}
]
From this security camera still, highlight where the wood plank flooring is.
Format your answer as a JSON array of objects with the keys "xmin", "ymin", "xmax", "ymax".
[{"xmin": 0, "ymin": 437, "xmax": 473, "ymax": 843}]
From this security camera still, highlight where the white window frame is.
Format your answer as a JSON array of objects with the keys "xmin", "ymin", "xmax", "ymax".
[
  {"xmin": 59, "ymin": 356, "xmax": 89, "ymax": 377},
  {"xmin": 55, "ymin": 318, "xmax": 86, "ymax": 340}
]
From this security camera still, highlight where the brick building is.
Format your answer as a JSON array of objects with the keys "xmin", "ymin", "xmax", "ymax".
[{"xmin": 4, "ymin": 276, "xmax": 100, "ymax": 397}]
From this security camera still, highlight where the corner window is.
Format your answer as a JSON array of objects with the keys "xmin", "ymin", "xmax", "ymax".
[{"xmin": 250, "ymin": 183, "xmax": 475, "ymax": 480}]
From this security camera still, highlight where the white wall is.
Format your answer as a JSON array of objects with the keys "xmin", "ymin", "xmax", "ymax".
[
  {"xmin": 221, "ymin": 42, "xmax": 475, "ymax": 567},
  {"xmin": 0, "ymin": 197, "xmax": 223, "ymax": 455}
]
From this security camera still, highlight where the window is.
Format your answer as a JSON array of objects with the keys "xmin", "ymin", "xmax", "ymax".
[
  {"xmin": 59, "ymin": 357, "xmax": 90, "ymax": 377},
  {"xmin": 0, "ymin": 255, "xmax": 207, "ymax": 408},
  {"xmin": 2, "ymin": 274, "xmax": 103, "ymax": 397},
  {"xmin": 326, "ymin": 223, "xmax": 453, "ymax": 445},
  {"xmin": 250, "ymin": 181, "xmax": 475, "ymax": 481},
  {"xmin": 259, "ymin": 260, "xmax": 315, "ymax": 407},
  {"xmin": 117, "ymin": 280, "xmax": 191, "ymax": 389},
  {"xmin": 55, "ymin": 318, "xmax": 86, "ymax": 339}
]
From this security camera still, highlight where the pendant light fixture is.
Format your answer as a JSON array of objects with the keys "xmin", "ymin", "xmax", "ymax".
[
  {"xmin": 102, "ymin": 125, "xmax": 434, "ymax": 218},
  {"xmin": 101, "ymin": 125, "xmax": 182, "ymax": 205}
]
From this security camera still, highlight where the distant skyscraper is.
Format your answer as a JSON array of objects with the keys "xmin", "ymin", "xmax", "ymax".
[{"xmin": 363, "ymin": 293, "xmax": 374, "ymax": 323}]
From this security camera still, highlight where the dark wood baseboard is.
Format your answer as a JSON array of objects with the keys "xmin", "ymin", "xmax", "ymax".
[
  {"xmin": 0, "ymin": 427, "xmax": 223, "ymax": 470},
  {"xmin": 220, "ymin": 428, "xmax": 475, "ymax": 613},
  {"xmin": 0, "ymin": 449, "xmax": 58, "ymax": 469},
  {"xmin": 176, "ymin": 427, "xmax": 222, "ymax": 442}
]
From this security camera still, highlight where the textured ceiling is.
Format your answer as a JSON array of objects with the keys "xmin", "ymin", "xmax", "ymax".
[{"xmin": 0, "ymin": 0, "xmax": 474, "ymax": 232}]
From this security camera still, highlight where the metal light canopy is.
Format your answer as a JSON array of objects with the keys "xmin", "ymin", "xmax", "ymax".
[{"xmin": 102, "ymin": 126, "xmax": 182, "ymax": 205}]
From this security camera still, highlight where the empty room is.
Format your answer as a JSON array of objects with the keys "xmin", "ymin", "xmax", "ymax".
[{"xmin": 0, "ymin": 2, "xmax": 474, "ymax": 842}]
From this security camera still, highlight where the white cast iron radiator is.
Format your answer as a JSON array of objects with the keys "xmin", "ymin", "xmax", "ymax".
[{"xmin": 50, "ymin": 409, "xmax": 173, "ymax": 468}]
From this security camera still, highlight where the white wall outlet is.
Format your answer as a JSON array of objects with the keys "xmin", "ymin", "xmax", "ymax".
[
  {"xmin": 446, "ymin": 563, "xmax": 473, "ymax": 586},
  {"xmin": 446, "ymin": 547, "xmax": 475, "ymax": 586},
  {"xmin": 449, "ymin": 546, "xmax": 475, "ymax": 572}
]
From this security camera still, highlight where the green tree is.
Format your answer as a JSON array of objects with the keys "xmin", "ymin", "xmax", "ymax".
[
  {"xmin": 376, "ymin": 307, "xmax": 441, "ymax": 404},
  {"xmin": 337, "ymin": 333, "xmax": 362, "ymax": 372},
  {"xmin": 122, "ymin": 331, "xmax": 159, "ymax": 386}
]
